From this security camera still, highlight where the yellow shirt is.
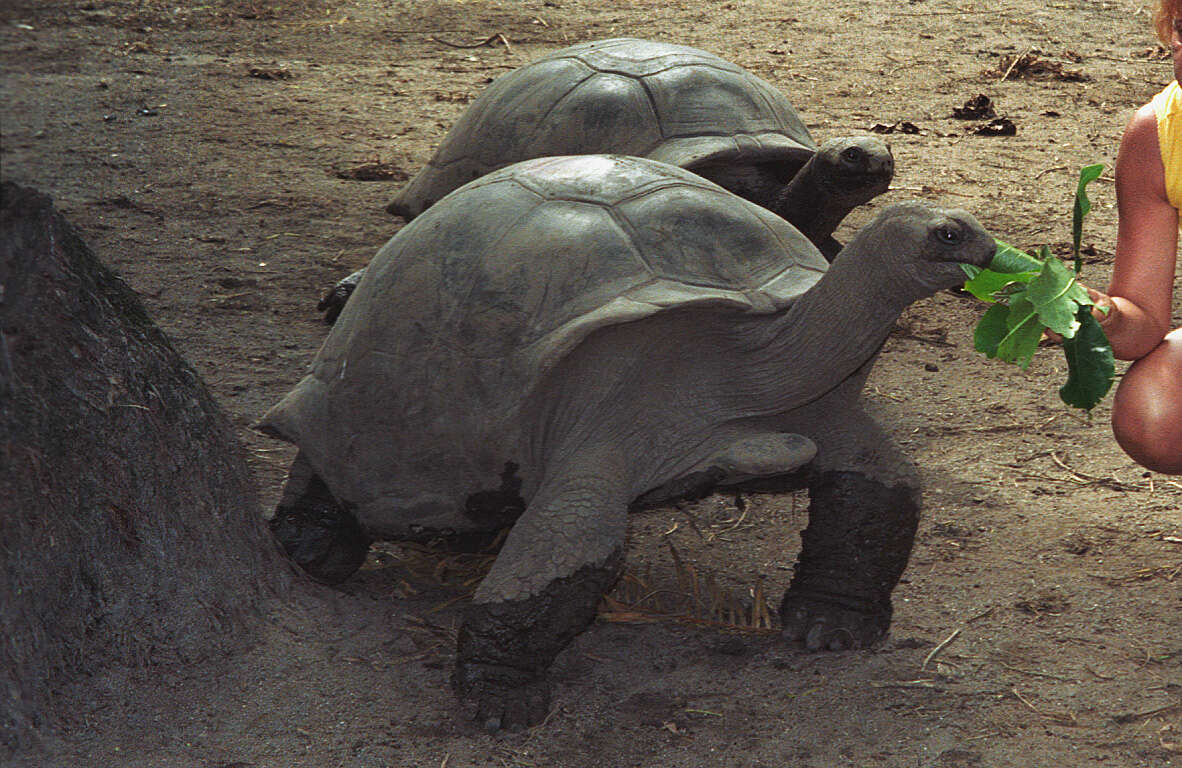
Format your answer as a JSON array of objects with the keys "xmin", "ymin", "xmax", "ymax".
[{"xmin": 1151, "ymin": 80, "xmax": 1182, "ymax": 219}]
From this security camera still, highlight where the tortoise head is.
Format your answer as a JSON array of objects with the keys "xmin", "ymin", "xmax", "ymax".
[
  {"xmin": 840, "ymin": 200, "xmax": 997, "ymax": 298},
  {"xmin": 812, "ymin": 136, "xmax": 895, "ymax": 207}
]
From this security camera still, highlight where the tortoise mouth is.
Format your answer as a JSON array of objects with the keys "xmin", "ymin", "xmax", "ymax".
[
  {"xmin": 933, "ymin": 238, "xmax": 998, "ymax": 268},
  {"xmin": 827, "ymin": 167, "xmax": 893, "ymax": 196}
]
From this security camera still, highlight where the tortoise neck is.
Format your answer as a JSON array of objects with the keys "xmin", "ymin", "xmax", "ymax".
[
  {"xmin": 772, "ymin": 161, "xmax": 846, "ymax": 245},
  {"xmin": 725, "ymin": 251, "xmax": 907, "ymax": 416}
]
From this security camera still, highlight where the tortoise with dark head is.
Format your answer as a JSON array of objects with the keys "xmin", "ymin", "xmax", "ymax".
[
  {"xmin": 318, "ymin": 38, "xmax": 893, "ymax": 321},
  {"xmin": 262, "ymin": 154, "xmax": 997, "ymax": 731}
]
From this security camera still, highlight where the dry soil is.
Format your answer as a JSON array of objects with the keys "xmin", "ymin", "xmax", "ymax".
[{"xmin": 1, "ymin": 1, "xmax": 1180, "ymax": 766}]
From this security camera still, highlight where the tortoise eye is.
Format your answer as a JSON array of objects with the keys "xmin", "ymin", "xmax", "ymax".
[
  {"xmin": 841, "ymin": 146, "xmax": 864, "ymax": 163},
  {"xmin": 934, "ymin": 225, "xmax": 962, "ymax": 245}
]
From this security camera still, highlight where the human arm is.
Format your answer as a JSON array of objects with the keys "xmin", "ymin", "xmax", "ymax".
[{"xmin": 1093, "ymin": 102, "xmax": 1179, "ymax": 361}]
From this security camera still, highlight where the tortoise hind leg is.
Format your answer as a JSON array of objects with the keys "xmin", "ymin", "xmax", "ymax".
[{"xmin": 270, "ymin": 452, "xmax": 370, "ymax": 584}]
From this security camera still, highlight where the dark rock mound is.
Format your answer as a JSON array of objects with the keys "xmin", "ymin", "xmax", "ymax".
[{"xmin": 0, "ymin": 183, "xmax": 288, "ymax": 753}]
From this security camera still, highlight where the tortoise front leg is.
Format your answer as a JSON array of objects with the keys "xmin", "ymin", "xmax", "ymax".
[
  {"xmin": 452, "ymin": 465, "xmax": 628, "ymax": 733},
  {"xmin": 780, "ymin": 469, "xmax": 919, "ymax": 650},
  {"xmin": 779, "ymin": 407, "xmax": 920, "ymax": 650}
]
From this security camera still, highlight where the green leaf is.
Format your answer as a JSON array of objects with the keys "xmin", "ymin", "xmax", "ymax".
[
  {"xmin": 1025, "ymin": 257, "xmax": 1084, "ymax": 337},
  {"xmin": 1059, "ymin": 307, "xmax": 1115, "ymax": 409},
  {"xmin": 987, "ymin": 240, "xmax": 1043, "ymax": 273},
  {"xmin": 1072, "ymin": 163, "xmax": 1104, "ymax": 272},
  {"xmin": 967, "ymin": 163, "xmax": 1114, "ymax": 410},
  {"xmin": 963, "ymin": 240, "xmax": 1040, "ymax": 301},
  {"xmin": 962, "ymin": 268, "xmax": 1037, "ymax": 302},
  {"xmin": 995, "ymin": 296, "xmax": 1044, "ymax": 369},
  {"xmin": 974, "ymin": 303, "xmax": 1011, "ymax": 357}
]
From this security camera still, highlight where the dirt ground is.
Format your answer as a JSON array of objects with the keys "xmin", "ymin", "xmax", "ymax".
[{"xmin": 2, "ymin": 0, "xmax": 1180, "ymax": 765}]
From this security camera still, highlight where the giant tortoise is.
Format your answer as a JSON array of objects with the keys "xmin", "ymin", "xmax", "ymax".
[
  {"xmin": 318, "ymin": 38, "xmax": 893, "ymax": 321},
  {"xmin": 261, "ymin": 154, "xmax": 997, "ymax": 731}
]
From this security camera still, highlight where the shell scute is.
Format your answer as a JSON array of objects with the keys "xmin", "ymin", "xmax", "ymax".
[
  {"xmin": 614, "ymin": 183, "xmax": 810, "ymax": 293},
  {"xmin": 640, "ymin": 62, "xmax": 802, "ymax": 143}
]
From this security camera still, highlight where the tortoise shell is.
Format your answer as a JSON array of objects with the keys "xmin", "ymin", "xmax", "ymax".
[
  {"xmin": 387, "ymin": 38, "xmax": 817, "ymax": 219},
  {"xmin": 264, "ymin": 155, "xmax": 827, "ymax": 537}
]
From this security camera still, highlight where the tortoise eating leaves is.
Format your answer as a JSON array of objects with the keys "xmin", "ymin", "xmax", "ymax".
[{"xmin": 261, "ymin": 155, "xmax": 995, "ymax": 732}]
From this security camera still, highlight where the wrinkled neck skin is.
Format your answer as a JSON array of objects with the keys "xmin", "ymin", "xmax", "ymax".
[
  {"xmin": 771, "ymin": 159, "xmax": 849, "ymax": 244},
  {"xmin": 722, "ymin": 249, "xmax": 920, "ymax": 418}
]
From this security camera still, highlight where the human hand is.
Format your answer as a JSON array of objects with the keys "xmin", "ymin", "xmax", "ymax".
[{"xmin": 1044, "ymin": 286, "xmax": 1112, "ymax": 344}]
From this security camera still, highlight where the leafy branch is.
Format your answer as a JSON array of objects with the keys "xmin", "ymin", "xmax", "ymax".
[{"xmin": 962, "ymin": 164, "xmax": 1114, "ymax": 410}]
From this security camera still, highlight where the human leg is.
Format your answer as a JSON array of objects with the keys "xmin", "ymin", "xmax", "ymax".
[{"xmin": 1111, "ymin": 327, "xmax": 1182, "ymax": 474}]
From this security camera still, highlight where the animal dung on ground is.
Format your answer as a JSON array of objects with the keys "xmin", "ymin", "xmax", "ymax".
[
  {"xmin": 994, "ymin": 51, "xmax": 1089, "ymax": 82},
  {"xmin": 334, "ymin": 158, "xmax": 410, "ymax": 182},
  {"xmin": 870, "ymin": 121, "xmax": 922, "ymax": 135},
  {"xmin": 974, "ymin": 117, "xmax": 1017, "ymax": 136},
  {"xmin": 953, "ymin": 94, "xmax": 997, "ymax": 120},
  {"xmin": 247, "ymin": 64, "xmax": 293, "ymax": 80}
]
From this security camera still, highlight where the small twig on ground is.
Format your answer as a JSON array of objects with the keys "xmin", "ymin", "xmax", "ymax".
[
  {"xmin": 866, "ymin": 384, "xmax": 905, "ymax": 402},
  {"xmin": 997, "ymin": 451, "xmax": 1144, "ymax": 491},
  {"xmin": 601, "ymin": 553, "xmax": 777, "ymax": 632},
  {"xmin": 869, "ymin": 679, "xmax": 940, "ymax": 689},
  {"xmin": 966, "ymin": 606, "xmax": 995, "ymax": 623},
  {"xmin": 922, "ymin": 628, "xmax": 961, "ymax": 672},
  {"xmin": 1034, "ymin": 165, "xmax": 1067, "ymax": 179},
  {"xmin": 685, "ymin": 708, "xmax": 723, "ymax": 717},
  {"xmin": 1084, "ymin": 664, "xmax": 1115, "ymax": 680},
  {"xmin": 1112, "ymin": 701, "xmax": 1181, "ymax": 723},
  {"xmin": 1000, "ymin": 47, "xmax": 1034, "ymax": 81},
  {"xmin": 429, "ymin": 33, "xmax": 512, "ymax": 53},
  {"xmin": 1011, "ymin": 687, "xmax": 1079, "ymax": 726},
  {"xmin": 526, "ymin": 702, "xmax": 562, "ymax": 732},
  {"xmin": 1088, "ymin": 52, "xmax": 1173, "ymax": 64},
  {"xmin": 1090, "ymin": 563, "xmax": 1182, "ymax": 584},
  {"xmin": 1161, "ymin": 723, "xmax": 1182, "ymax": 752},
  {"xmin": 708, "ymin": 502, "xmax": 750, "ymax": 541},
  {"xmin": 750, "ymin": 576, "xmax": 774, "ymax": 629},
  {"xmin": 1049, "ymin": 451, "xmax": 1098, "ymax": 482},
  {"xmin": 930, "ymin": 414, "xmax": 1060, "ymax": 437},
  {"xmin": 892, "ymin": 7, "xmax": 1018, "ymax": 16}
]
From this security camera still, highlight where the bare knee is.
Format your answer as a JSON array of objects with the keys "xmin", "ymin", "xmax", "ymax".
[{"xmin": 1111, "ymin": 330, "xmax": 1182, "ymax": 475}]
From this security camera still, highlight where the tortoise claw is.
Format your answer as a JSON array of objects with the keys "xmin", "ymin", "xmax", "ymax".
[
  {"xmin": 453, "ymin": 661, "xmax": 551, "ymax": 733},
  {"xmin": 780, "ymin": 590, "xmax": 890, "ymax": 651},
  {"xmin": 317, "ymin": 268, "xmax": 366, "ymax": 324}
]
